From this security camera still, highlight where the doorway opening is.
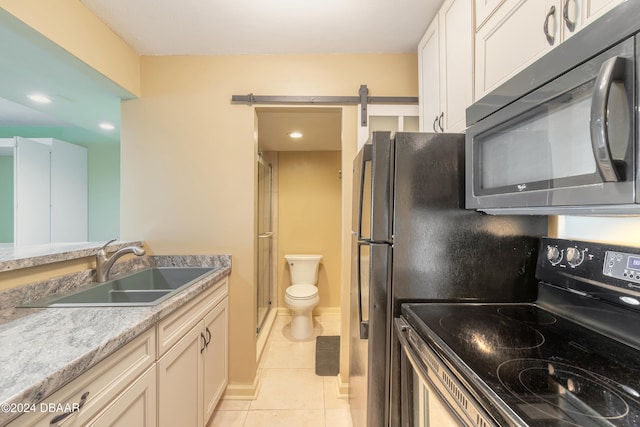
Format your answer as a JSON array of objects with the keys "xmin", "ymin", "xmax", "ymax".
[{"xmin": 255, "ymin": 107, "xmax": 343, "ymax": 347}]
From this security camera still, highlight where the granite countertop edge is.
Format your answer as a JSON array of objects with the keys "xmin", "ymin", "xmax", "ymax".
[{"xmin": 0, "ymin": 255, "xmax": 231, "ymax": 425}]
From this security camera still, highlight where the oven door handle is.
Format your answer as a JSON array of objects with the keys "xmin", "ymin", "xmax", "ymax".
[
  {"xmin": 395, "ymin": 318, "xmax": 430, "ymax": 386},
  {"xmin": 590, "ymin": 55, "xmax": 626, "ymax": 182}
]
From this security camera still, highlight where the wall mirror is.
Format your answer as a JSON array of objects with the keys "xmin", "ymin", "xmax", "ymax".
[{"xmin": 0, "ymin": 8, "xmax": 134, "ymax": 254}]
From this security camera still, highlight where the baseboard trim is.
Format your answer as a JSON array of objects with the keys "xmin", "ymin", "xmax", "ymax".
[
  {"xmin": 276, "ymin": 307, "xmax": 341, "ymax": 316},
  {"xmin": 222, "ymin": 376, "xmax": 261, "ymax": 400},
  {"xmin": 336, "ymin": 373, "xmax": 349, "ymax": 399}
]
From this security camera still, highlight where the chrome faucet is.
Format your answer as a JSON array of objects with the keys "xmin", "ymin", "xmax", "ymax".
[{"xmin": 95, "ymin": 239, "xmax": 145, "ymax": 283}]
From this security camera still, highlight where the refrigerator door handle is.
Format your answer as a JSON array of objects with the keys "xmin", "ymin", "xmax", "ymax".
[{"xmin": 357, "ymin": 241, "xmax": 369, "ymax": 339}]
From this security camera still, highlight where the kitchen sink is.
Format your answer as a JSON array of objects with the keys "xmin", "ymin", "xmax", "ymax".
[{"xmin": 20, "ymin": 267, "xmax": 214, "ymax": 307}]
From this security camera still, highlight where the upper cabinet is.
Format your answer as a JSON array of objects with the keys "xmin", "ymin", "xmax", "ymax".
[
  {"xmin": 475, "ymin": 0, "xmax": 624, "ymax": 100},
  {"xmin": 418, "ymin": 0, "xmax": 473, "ymax": 134}
]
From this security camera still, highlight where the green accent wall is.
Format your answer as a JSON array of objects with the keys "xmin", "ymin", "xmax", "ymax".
[
  {"xmin": 0, "ymin": 156, "xmax": 13, "ymax": 242},
  {"xmin": 87, "ymin": 142, "xmax": 120, "ymax": 241}
]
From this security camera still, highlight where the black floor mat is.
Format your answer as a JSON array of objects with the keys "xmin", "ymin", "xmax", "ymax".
[{"xmin": 315, "ymin": 335, "xmax": 340, "ymax": 376}]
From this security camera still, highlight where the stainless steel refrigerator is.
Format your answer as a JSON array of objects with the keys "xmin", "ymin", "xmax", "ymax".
[{"xmin": 348, "ymin": 132, "xmax": 547, "ymax": 427}]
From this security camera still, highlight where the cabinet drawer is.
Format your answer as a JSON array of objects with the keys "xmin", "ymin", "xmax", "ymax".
[
  {"xmin": 157, "ymin": 277, "xmax": 228, "ymax": 357},
  {"xmin": 9, "ymin": 328, "xmax": 155, "ymax": 427}
]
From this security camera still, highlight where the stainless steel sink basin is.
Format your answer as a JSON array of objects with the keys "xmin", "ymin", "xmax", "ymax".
[{"xmin": 20, "ymin": 267, "xmax": 214, "ymax": 307}]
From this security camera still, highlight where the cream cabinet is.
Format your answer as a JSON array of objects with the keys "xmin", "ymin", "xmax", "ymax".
[
  {"xmin": 418, "ymin": 0, "xmax": 473, "ymax": 133},
  {"xmin": 475, "ymin": 0, "xmax": 624, "ymax": 99},
  {"xmin": 9, "ymin": 275, "xmax": 230, "ymax": 427},
  {"xmin": 586, "ymin": 0, "xmax": 623, "ymax": 20},
  {"xmin": 9, "ymin": 328, "xmax": 156, "ymax": 427},
  {"xmin": 85, "ymin": 367, "xmax": 157, "ymax": 426},
  {"xmin": 158, "ymin": 278, "xmax": 229, "ymax": 427},
  {"xmin": 475, "ymin": 0, "xmax": 561, "ymax": 99}
]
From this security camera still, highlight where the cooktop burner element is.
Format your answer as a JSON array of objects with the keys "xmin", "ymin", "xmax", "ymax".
[
  {"xmin": 439, "ymin": 312, "xmax": 545, "ymax": 350},
  {"xmin": 498, "ymin": 306, "xmax": 557, "ymax": 325},
  {"xmin": 497, "ymin": 358, "xmax": 630, "ymax": 425}
]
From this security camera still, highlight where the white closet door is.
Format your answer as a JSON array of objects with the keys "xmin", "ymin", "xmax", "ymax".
[
  {"xmin": 15, "ymin": 137, "xmax": 50, "ymax": 245},
  {"xmin": 50, "ymin": 139, "xmax": 88, "ymax": 242}
]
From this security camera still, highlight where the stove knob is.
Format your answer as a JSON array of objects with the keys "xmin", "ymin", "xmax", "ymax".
[
  {"xmin": 566, "ymin": 247, "xmax": 584, "ymax": 268},
  {"xmin": 547, "ymin": 246, "xmax": 563, "ymax": 265}
]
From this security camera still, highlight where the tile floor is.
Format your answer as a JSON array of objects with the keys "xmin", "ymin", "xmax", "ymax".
[{"xmin": 210, "ymin": 313, "xmax": 353, "ymax": 427}]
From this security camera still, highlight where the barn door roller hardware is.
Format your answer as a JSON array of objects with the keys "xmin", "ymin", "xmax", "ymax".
[{"xmin": 231, "ymin": 84, "xmax": 418, "ymax": 126}]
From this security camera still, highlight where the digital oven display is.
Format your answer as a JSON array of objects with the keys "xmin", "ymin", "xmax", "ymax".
[{"xmin": 628, "ymin": 256, "xmax": 640, "ymax": 270}]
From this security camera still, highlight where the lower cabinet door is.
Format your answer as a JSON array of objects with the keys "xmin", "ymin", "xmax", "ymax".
[
  {"xmin": 202, "ymin": 298, "xmax": 229, "ymax": 424},
  {"xmin": 85, "ymin": 367, "xmax": 157, "ymax": 427},
  {"xmin": 158, "ymin": 324, "xmax": 204, "ymax": 427}
]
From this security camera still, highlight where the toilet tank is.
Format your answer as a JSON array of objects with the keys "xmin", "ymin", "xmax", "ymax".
[{"xmin": 285, "ymin": 254, "xmax": 322, "ymax": 285}]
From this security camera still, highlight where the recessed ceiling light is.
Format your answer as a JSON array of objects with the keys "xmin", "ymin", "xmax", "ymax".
[
  {"xmin": 99, "ymin": 122, "xmax": 115, "ymax": 131},
  {"xmin": 28, "ymin": 93, "xmax": 52, "ymax": 104},
  {"xmin": 289, "ymin": 131, "xmax": 303, "ymax": 139}
]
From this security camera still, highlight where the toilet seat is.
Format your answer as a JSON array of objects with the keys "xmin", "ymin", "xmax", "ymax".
[{"xmin": 285, "ymin": 284, "xmax": 318, "ymax": 300}]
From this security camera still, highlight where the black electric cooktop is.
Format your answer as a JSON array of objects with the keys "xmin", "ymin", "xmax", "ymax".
[{"xmin": 403, "ymin": 302, "xmax": 640, "ymax": 426}]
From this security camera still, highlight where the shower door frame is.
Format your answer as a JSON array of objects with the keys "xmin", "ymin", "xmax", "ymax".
[{"xmin": 257, "ymin": 156, "xmax": 274, "ymax": 334}]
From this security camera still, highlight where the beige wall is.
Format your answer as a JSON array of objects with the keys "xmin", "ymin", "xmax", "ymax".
[
  {"xmin": 121, "ymin": 53, "xmax": 418, "ymax": 391},
  {"xmin": 278, "ymin": 151, "xmax": 342, "ymax": 310},
  {"xmin": 0, "ymin": 0, "xmax": 140, "ymax": 96}
]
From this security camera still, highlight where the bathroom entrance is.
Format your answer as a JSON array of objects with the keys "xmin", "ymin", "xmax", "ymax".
[{"xmin": 255, "ymin": 107, "xmax": 343, "ymax": 342}]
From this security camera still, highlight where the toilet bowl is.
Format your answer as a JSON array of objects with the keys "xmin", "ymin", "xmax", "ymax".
[{"xmin": 284, "ymin": 254, "xmax": 322, "ymax": 340}]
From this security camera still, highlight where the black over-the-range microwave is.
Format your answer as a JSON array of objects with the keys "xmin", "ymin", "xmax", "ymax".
[{"xmin": 465, "ymin": 1, "xmax": 640, "ymax": 215}]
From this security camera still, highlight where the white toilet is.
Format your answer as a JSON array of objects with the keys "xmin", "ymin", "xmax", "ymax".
[{"xmin": 284, "ymin": 254, "xmax": 322, "ymax": 340}]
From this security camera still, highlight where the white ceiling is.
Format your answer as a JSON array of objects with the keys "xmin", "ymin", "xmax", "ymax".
[{"xmin": 80, "ymin": 0, "xmax": 443, "ymax": 55}]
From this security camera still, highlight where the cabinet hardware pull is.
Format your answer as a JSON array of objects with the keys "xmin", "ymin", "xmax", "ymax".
[
  {"xmin": 432, "ymin": 116, "xmax": 439, "ymax": 133},
  {"xmin": 438, "ymin": 112, "xmax": 444, "ymax": 132},
  {"xmin": 563, "ymin": 0, "xmax": 576, "ymax": 32},
  {"xmin": 205, "ymin": 327, "xmax": 212, "ymax": 347},
  {"xmin": 49, "ymin": 391, "xmax": 89, "ymax": 425},
  {"xmin": 200, "ymin": 332, "xmax": 207, "ymax": 353},
  {"xmin": 544, "ymin": 5, "xmax": 556, "ymax": 45}
]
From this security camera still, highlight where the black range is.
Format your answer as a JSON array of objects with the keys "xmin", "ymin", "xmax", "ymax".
[{"xmin": 397, "ymin": 237, "xmax": 640, "ymax": 427}]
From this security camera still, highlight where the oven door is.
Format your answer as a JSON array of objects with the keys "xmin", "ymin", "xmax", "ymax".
[
  {"xmin": 395, "ymin": 318, "xmax": 493, "ymax": 427},
  {"xmin": 466, "ymin": 36, "xmax": 635, "ymax": 213}
]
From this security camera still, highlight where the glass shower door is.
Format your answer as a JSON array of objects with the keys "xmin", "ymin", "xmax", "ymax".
[{"xmin": 257, "ymin": 157, "xmax": 273, "ymax": 333}]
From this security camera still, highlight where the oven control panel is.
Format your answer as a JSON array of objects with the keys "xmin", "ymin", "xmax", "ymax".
[
  {"xmin": 603, "ymin": 251, "xmax": 640, "ymax": 285},
  {"xmin": 538, "ymin": 237, "xmax": 640, "ymax": 304}
]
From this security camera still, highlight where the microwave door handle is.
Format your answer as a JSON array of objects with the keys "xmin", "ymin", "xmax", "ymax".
[{"xmin": 590, "ymin": 56, "xmax": 626, "ymax": 182}]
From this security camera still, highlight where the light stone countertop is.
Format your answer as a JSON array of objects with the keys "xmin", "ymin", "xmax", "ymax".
[{"xmin": 0, "ymin": 255, "xmax": 231, "ymax": 426}]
